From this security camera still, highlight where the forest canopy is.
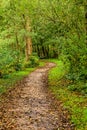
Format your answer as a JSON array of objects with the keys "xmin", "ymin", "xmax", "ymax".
[
  {"xmin": 0, "ymin": 1, "xmax": 87, "ymax": 129},
  {"xmin": 0, "ymin": 0, "xmax": 87, "ymax": 92}
]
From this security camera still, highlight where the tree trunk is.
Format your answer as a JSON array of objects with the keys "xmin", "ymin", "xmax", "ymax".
[
  {"xmin": 37, "ymin": 44, "xmax": 40, "ymax": 57},
  {"xmin": 25, "ymin": 36, "xmax": 32, "ymax": 61},
  {"xmin": 25, "ymin": 16, "xmax": 32, "ymax": 61},
  {"xmin": 42, "ymin": 46, "xmax": 45, "ymax": 58}
]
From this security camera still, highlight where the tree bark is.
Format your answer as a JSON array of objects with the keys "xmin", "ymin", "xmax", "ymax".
[{"xmin": 25, "ymin": 16, "xmax": 32, "ymax": 61}]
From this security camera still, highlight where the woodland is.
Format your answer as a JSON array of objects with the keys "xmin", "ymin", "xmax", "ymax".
[{"xmin": 0, "ymin": 0, "xmax": 87, "ymax": 130}]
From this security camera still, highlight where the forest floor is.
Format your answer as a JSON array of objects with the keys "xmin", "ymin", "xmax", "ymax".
[{"xmin": 0, "ymin": 63, "xmax": 74, "ymax": 130}]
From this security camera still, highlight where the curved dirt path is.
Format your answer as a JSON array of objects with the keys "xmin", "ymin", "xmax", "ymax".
[{"xmin": 0, "ymin": 63, "xmax": 74, "ymax": 130}]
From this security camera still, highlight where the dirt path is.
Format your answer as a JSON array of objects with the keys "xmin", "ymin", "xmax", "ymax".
[{"xmin": 0, "ymin": 63, "xmax": 74, "ymax": 130}]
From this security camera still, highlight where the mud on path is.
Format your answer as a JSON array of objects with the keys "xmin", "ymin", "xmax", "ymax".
[{"xmin": 0, "ymin": 63, "xmax": 74, "ymax": 130}]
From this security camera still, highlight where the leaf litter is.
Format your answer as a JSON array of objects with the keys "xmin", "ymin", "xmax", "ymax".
[{"xmin": 0, "ymin": 63, "xmax": 74, "ymax": 130}]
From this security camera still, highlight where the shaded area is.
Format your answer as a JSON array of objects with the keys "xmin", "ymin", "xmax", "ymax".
[{"xmin": 0, "ymin": 63, "xmax": 74, "ymax": 130}]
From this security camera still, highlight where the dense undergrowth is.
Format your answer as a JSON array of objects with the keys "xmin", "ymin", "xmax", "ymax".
[
  {"xmin": 0, "ymin": 60, "xmax": 45, "ymax": 96},
  {"xmin": 48, "ymin": 59, "xmax": 87, "ymax": 130}
]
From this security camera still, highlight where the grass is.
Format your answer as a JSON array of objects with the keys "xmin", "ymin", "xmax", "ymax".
[
  {"xmin": 39, "ymin": 60, "xmax": 46, "ymax": 67},
  {"xmin": 0, "ymin": 60, "xmax": 45, "ymax": 95},
  {"xmin": 48, "ymin": 59, "xmax": 87, "ymax": 130},
  {"xmin": 0, "ymin": 68, "xmax": 34, "ymax": 95}
]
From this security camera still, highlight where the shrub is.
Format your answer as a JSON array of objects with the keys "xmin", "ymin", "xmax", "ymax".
[
  {"xmin": 24, "ymin": 55, "xmax": 39, "ymax": 68},
  {"xmin": 29, "ymin": 55, "xmax": 39, "ymax": 67},
  {"xmin": 68, "ymin": 85, "xmax": 77, "ymax": 91}
]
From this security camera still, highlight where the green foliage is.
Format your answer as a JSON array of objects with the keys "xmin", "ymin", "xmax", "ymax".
[
  {"xmin": 0, "ymin": 0, "xmax": 86, "ymax": 87},
  {"xmin": 0, "ymin": 67, "xmax": 35, "ymax": 95},
  {"xmin": 0, "ymin": 0, "xmax": 86, "ymax": 91},
  {"xmin": 0, "ymin": 46, "xmax": 24, "ymax": 77},
  {"xmin": 29, "ymin": 55, "xmax": 39, "ymax": 67},
  {"xmin": 49, "ymin": 60, "xmax": 66, "ymax": 81},
  {"xmin": 0, "ymin": 0, "xmax": 86, "ymax": 128},
  {"xmin": 0, "ymin": 60, "xmax": 44, "ymax": 95},
  {"xmin": 68, "ymin": 85, "xmax": 77, "ymax": 91},
  {"xmin": 24, "ymin": 55, "xmax": 39, "ymax": 68},
  {"xmin": 48, "ymin": 59, "xmax": 87, "ymax": 130},
  {"xmin": 31, "ymin": 0, "xmax": 87, "ymax": 93}
]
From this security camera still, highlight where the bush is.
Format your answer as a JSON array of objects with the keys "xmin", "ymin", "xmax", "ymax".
[
  {"xmin": 68, "ymin": 82, "xmax": 87, "ymax": 95},
  {"xmin": 29, "ymin": 55, "xmax": 39, "ymax": 67},
  {"xmin": 68, "ymin": 85, "xmax": 77, "ymax": 91},
  {"xmin": 24, "ymin": 55, "xmax": 39, "ymax": 68},
  {"xmin": 0, "ymin": 47, "xmax": 25, "ymax": 77},
  {"xmin": 13, "ymin": 61, "xmax": 23, "ymax": 71}
]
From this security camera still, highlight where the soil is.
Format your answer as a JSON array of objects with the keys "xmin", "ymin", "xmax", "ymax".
[{"xmin": 0, "ymin": 63, "xmax": 74, "ymax": 130}]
